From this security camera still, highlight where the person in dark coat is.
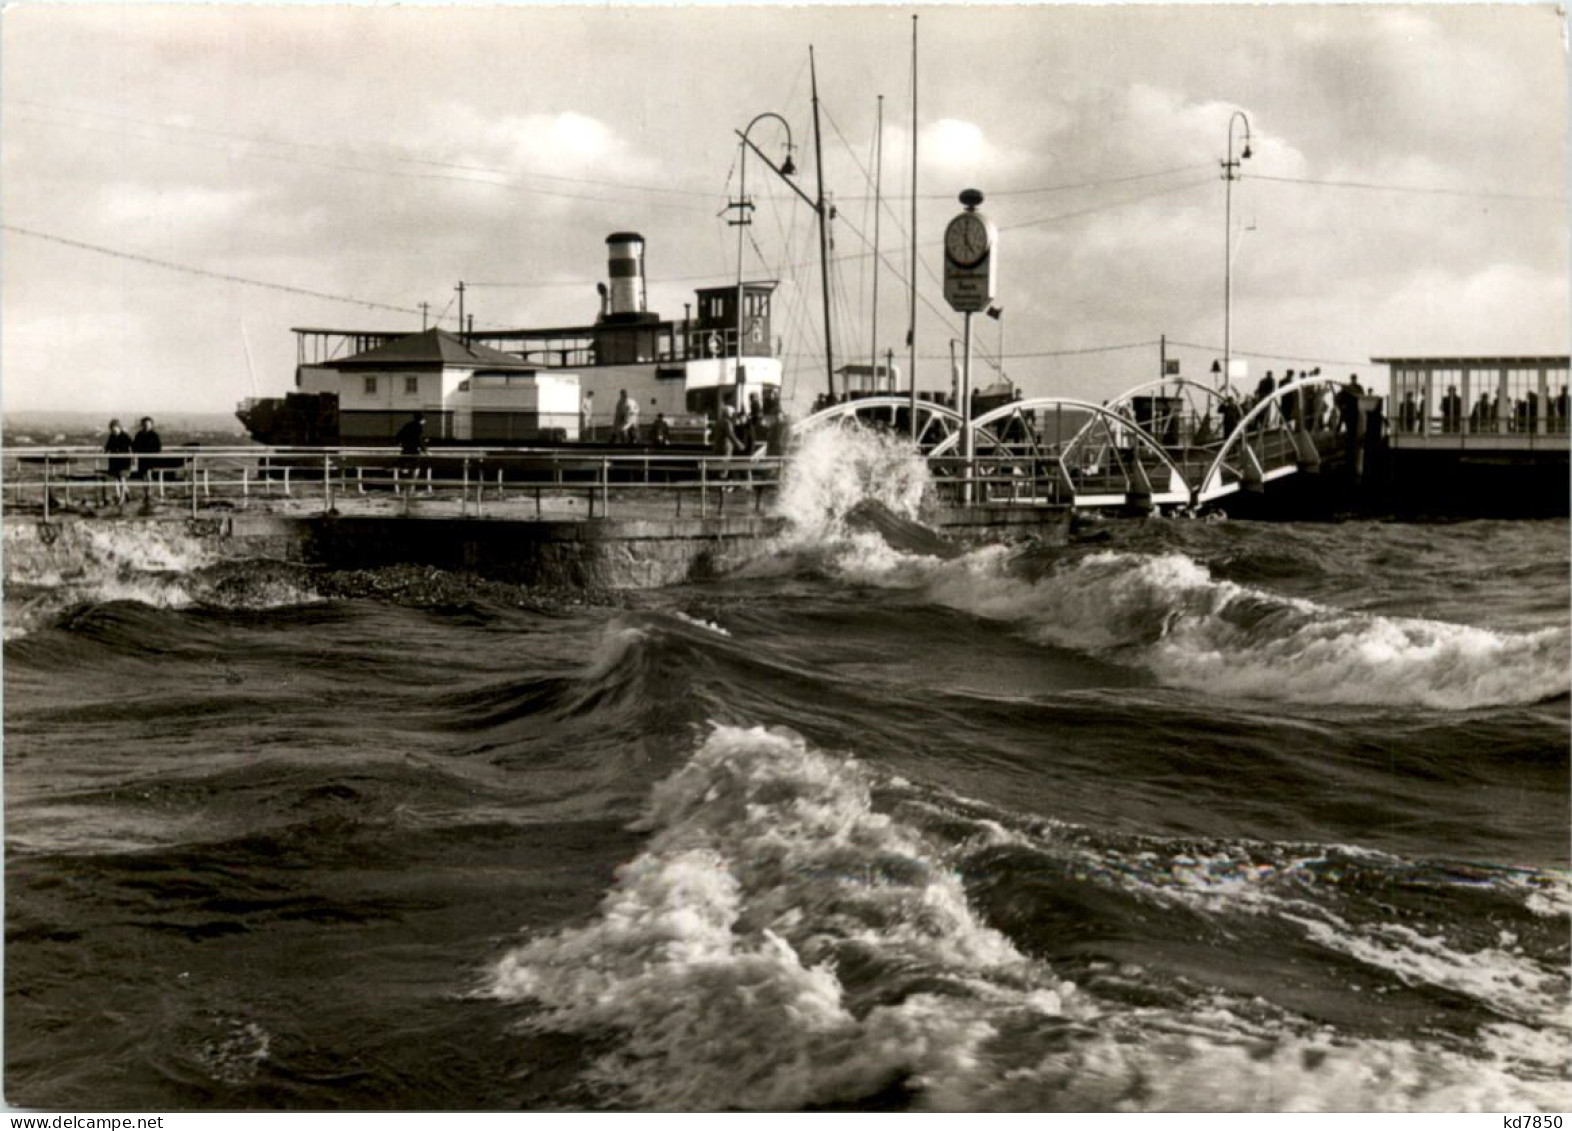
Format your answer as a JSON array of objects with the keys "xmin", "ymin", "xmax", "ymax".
[
  {"xmin": 1254, "ymin": 372, "xmax": 1277, "ymax": 430},
  {"xmin": 131, "ymin": 417, "xmax": 162, "ymax": 500},
  {"xmin": 713, "ymin": 406, "xmax": 741, "ymax": 483},
  {"xmin": 131, "ymin": 416, "xmax": 162, "ymax": 469},
  {"xmin": 1278, "ymin": 370, "xmax": 1299, "ymax": 430},
  {"xmin": 395, "ymin": 412, "xmax": 428, "ymax": 494},
  {"xmin": 396, "ymin": 411, "xmax": 427, "ymax": 455},
  {"xmin": 1219, "ymin": 394, "xmax": 1242, "ymax": 439},
  {"xmin": 104, "ymin": 419, "xmax": 133, "ymax": 504}
]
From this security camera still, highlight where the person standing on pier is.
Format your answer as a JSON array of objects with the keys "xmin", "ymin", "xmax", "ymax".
[
  {"xmin": 1220, "ymin": 393, "xmax": 1242, "ymax": 439},
  {"xmin": 623, "ymin": 392, "xmax": 640, "ymax": 444},
  {"xmin": 104, "ymin": 420, "xmax": 132, "ymax": 505},
  {"xmin": 395, "ymin": 411, "xmax": 428, "ymax": 495},
  {"xmin": 1279, "ymin": 370, "xmax": 1299, "ymax": 430},
  {"xmin": 581, "ymin": 390, "xmax": 595, "ymax": 441},
  {"xmin": 613, "ymin": 389, "xmax": 636, "ymax": 444},
  {"xmin": 713, "ymin": 404, "xmax": 741, "ymax": 482},
  {"xmin": 131, "ymin": 417, "xmax": 162, "ymax": 503}
]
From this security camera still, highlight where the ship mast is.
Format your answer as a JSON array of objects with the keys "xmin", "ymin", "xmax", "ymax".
[
  {"xmin": 810, "ymin": 47, "xmax": 835, "ymax": 401},
  {"xmin": 870, "ymin": 93, "xmax": 883, "ymax": 382},
  {"xmin": 908, "ymin": 15, "xmax": 919, "ymax": 434}
]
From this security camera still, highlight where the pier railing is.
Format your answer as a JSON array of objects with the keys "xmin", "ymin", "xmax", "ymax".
[{"xmin": 3, "ymin": 445, "xmax": 792, "ymax": 523}]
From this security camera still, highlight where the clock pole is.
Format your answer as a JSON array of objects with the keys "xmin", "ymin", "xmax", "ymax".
[
  {"xmin": 943, "ymin": 187, "xmax": 994, "ymax": 506},
  {"xmin": 961, "ymin": 308, "xmax": 974, "ymax": 504}
]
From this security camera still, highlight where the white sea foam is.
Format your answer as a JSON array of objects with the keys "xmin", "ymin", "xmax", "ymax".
[
  {"xmin": 490, "ymin": 726, "xmax": 1570, "ymax": 1111},
  {"xmin": 488, "ymin": 724, "xmax": 1077, "ymax": 1109},
  {"xmin": 5, "ymin": 518, "xmax": 221, "ymax": 585},
  {"xmin": 1286, "ymin": 914, "xmax": 1570, "ymax": 1029},
  {"xmin": 928, "ymin": 1021, "xmax": 1571, "ymax": 1112},
  {"xmin": 766, "ymin": 432, "xmax": 1568, "ymax": 707},
  {"xmin": 824, "ymin": 534, "xmax": 1570, "ymax": 709},
  {"xmin": 3, "ymin": 519, "xmax": 319, "ymax": 638},
  {"xmin": 671, "ymin": 611, "xmax": 731, "ymax": 637},
  {"xmin": 775, "ymin": 426, "xmax": 932, "ymax": 544}
]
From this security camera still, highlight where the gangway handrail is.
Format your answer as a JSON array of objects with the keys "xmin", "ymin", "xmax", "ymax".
[
  {"xmin": 926, "ymin": 396, "xmax": 1191, "ymax": 497},
  {"xmin": 1198, "ymin": 374, "xmax": 1349, "ymax": 501}
]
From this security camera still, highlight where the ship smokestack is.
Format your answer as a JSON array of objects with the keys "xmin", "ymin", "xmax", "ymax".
[{"xmin": 605, "ymin": 232, "xmax": 647, "ymax": 317}]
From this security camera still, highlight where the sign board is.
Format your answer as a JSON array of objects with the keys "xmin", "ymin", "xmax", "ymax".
[
  {"xmin": 943, "ymin": 273, "xmax": 994, "ymax": 313},
  {"xmin": 1164, "ymin": 359, "xmax": 1181, "ymax": 376},
  {"xmin": 1227, "ymin": 358, "xmax": 1249, "ymax": 381}
]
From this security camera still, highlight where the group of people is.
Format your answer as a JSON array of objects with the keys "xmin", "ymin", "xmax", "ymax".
[
  {"xmin": 102, "ymin": 416, "xmax": 163, "ymax": 505},
  {"xmin": 1230, "ymin": 369, "xmax": 1360, "ymax": 435},
  {"xmin": 1397, "ymin": 385, "xmax": 1571, "ymax": 436},
  {"xmin": 582, "ymin": 390, "xmax": 671, "ymax": 446}
]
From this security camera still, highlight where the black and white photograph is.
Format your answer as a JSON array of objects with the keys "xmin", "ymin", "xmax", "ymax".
[{"xmin": 3, "ymin": 2, "xmax": 1568, "ymax": 1115}]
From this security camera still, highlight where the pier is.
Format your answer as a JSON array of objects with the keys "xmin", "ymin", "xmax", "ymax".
[{"xmin": 1, "ymin": 444, "xmax": 1067, "ymax": 588}]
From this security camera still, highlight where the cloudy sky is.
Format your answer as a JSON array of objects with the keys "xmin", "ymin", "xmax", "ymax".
[{"xmin": 2, "ymin": 3, "xmax": 1566, "ymax": 419}]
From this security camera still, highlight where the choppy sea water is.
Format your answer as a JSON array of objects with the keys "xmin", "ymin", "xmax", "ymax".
[{"xmin": 5, "ymin": 430, "xmax": 1569, "ymax": 1112}]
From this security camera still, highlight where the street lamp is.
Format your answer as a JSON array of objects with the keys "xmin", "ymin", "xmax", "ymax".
[
  {"xmin": 731, "ymin": 113, "xmax": 796, "ymax": 415},
  {"xmin": 987, "ymin": 305, "xmax": 1005, "ymax": 388},
  {"xmin": 1221, "ymin": 110, "xmax": 1252, "ymax": 393}
]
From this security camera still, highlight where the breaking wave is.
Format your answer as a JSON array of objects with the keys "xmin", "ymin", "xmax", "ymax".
[
  {"xmin": 488, "ymin": 725, "xmax": 1568, "ymax": 1112},
  {"xmin": 764, "ymin": 428, "xmax": 1568, "ymax": 709},
  {"xmin": 774, "ymin": 426, "xmax": 932, "ymax": 541},
  {"xmin": 922, "ymin": 548, "xmax": 1571, "ymax": 709},
  {"xmin": 2, "ymin": 520, "xmax": 319, "ymax": 639}
]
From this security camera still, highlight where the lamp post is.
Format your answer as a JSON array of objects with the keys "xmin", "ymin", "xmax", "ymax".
[
  {"xmin": 987, "ymin": 305, "xmax": 1005, "ymax": 388},
  {"xmin": 1221, "ymin": 110, "xmax": 1252, "ymax": 393},
  {"xmin": 730, "ymin": 113, "xmax": 797, "ymax": 417}
]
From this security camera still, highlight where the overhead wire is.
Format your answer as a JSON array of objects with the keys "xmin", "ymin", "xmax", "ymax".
[
  {"xmin": 5, "ymin": 106, "xmax": 720, "ymax": 219},
  {"xmin": 1164, "ymin": 338, "xmax": 1374, "ymax": 369},
  {"xmin": 5, "ymin": 224, "xmax": 424, "ymax": 317},
  {"xmin": 1247, "ymin": 171, "xmax": 1565, "ymax": 204},
  {"xmin": 6, "ymin": 97, "xmax": 722, "ymax": 201}
]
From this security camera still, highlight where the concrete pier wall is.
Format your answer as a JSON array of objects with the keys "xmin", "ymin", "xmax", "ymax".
[
  {"xmin": 282, "ymin": 514, "xmax": 786, "ymax": 588},
  {"xmin": 7, "ymin": 499, "xmax": 1067, "ymax": 592}
]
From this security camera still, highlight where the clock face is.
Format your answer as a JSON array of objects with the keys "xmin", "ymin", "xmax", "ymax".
[{"xmin": 945, "ymin": 213, "xmax": 990, "ymax": 267}]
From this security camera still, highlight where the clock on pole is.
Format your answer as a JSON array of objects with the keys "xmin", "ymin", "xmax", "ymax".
[
  {"xmin": 944, "ymin": 188, "xmax": 998, "ymax": 504},
  {"xmin": 943, "ymin": 188, "xmax": 997, "ymax": 313}
]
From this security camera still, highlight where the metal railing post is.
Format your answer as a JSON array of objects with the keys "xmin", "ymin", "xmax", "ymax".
[
  {"xmin": 700, "ymin": 459, "xmax": 708, "ymax": 517},
  {"xmin": 600, "ymin": 458, "xmax": 610, "ymax": 518},
  {"xmin": 42, "ymin": 456, "xmax": 50, "ymax": 521},
  {"xmin": 323, "ymin": 453, "xmax": 332, "ymax": 513}
]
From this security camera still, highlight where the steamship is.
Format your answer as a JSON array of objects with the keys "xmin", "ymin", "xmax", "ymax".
[{"xmin": 235, "ymin": 233, "xmax": 785, "ymax": 447}]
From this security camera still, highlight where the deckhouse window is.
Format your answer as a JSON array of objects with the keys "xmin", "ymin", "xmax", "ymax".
[
  {"xmin": 404, "ymin": 376, "xmax": 419, "ymax": 396},
  {"xmin": 364, "ymin": 376, "xmax": 378, "ymax": 396}
]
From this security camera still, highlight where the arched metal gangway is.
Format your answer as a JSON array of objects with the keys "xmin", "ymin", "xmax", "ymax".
[
  {"xmin": 796, "ymin": 396, "xmax": 988, "ymax": 453},
  {"xmin": 795, "ymin": 378, "xmax": 1355, "ymax": 510},
  {"xmin": 1196, "ymin": 374, "xmax": 1350, "ymax": 503},
  {"xmin": 1097, "ymin": 376, "xmax": 1236, "ymax": 492},
  {"xmin": 924, "ymin": 396, "xmax": 1192, "ymax": 509}
]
